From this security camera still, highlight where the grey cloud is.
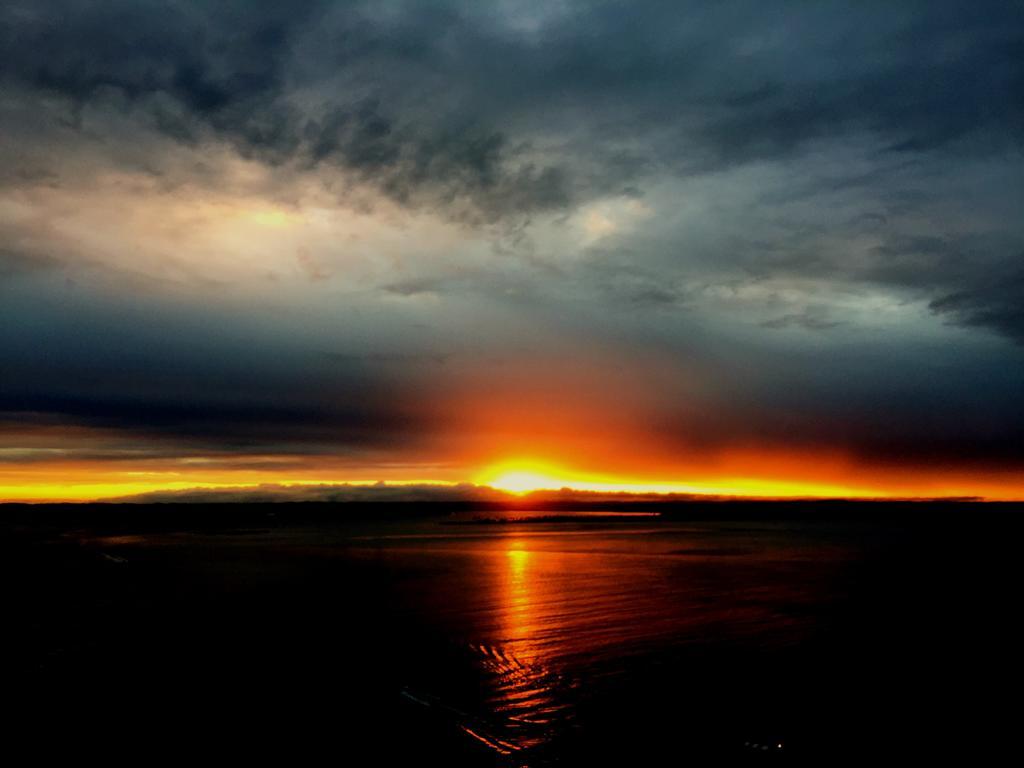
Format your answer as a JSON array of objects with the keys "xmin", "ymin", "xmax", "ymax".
[
  {"xmin": 0, "ymin": 289, "xmax": 437, "ymax": 455},
  {"xmin": 4, "ymin": 2, "xmax": 1021, "ymax": 224},
  {"xmin": 760, "ymin": 311, "xmax": 841, "ymax": 332},
  {"xmin": 2, "ymin": 0, "xmax": 1024, "ymax": 476},
  {"xmin": 929, "ymin": 266, "xmax": 1024, "ymax": 344},
  {"xmin": 862, "ymin": 236, "xmax": 1024, "ymax": 342},
  {"xmin": 0, "ymin": 1, "xmax": 578, "ymax": 222},
  {"xmin": 0, "ymin": 248, "xmax": 62, "ymax": 277}
]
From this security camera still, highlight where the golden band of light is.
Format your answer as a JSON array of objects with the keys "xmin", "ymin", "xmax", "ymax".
[{"xmin": 2, "ymin": 456, "xmax": 1022, "ymax": 502}]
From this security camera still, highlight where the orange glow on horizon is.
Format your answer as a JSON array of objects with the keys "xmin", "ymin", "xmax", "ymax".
[
  {"xmin": 2, "ymin": 444, "xmax": 1024, "ymax": 503},
  {"xmin": 7, "ymin": 353, "xmax": 1020, "ymax": 503},
  {"xmin": 477, "ymin": 458, "xmax": 893, "ymax": 499}
]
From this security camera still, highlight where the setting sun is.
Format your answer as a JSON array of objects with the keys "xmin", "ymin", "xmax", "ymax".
[{"xmin": 479, "ymin": 461, "xmax": 578, "ymax": 494}]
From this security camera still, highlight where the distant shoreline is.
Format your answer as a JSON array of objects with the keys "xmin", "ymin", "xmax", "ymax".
[{"xmin": 4, "ymin": 499, "xmax": 1023, "ymax": 536}]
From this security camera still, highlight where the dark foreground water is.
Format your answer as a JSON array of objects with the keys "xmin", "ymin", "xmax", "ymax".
[{"xmin": 7, "ymin": 503, "xmax": 1024, "ymax": 763}]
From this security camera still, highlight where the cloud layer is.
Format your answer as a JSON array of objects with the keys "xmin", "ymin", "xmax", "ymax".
[{"xmin": 2, "ymin": 1, "xmax": 1023, "ymax": 498}]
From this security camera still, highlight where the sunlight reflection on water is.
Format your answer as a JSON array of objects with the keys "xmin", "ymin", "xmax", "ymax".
[
  {"xmin": 381, "ymin": 522, "xmax": 832, "ymax": 759},
  {"xmin": 105, "ymin": 518, "xmax": 852, "ymax": 761}
]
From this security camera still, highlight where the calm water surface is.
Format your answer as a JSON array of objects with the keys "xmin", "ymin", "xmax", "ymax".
[
  {"xmin": 335, "ymin": 518, "xmax": 852, "ymax": 759},
  {"xmin": 13, "ymin": 510, "xmax": 1022, "ymax": 763}
]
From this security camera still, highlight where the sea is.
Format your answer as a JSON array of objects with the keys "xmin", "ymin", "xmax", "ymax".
[{"xmin": 7, "ymin": 503, "xmax": 1023, "ymax": 763}]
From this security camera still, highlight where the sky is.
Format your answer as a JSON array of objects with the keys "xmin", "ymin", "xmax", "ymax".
[{"xmin": 2, "ymin": 1, "xmax": 1023, "ymax": 501}]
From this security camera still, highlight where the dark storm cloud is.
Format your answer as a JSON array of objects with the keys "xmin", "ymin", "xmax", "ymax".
[
  {"xmin": 929, "ymin": 265, "xmax": 1024, "ymax": 345},
  {"xmin": 5, "ymin": 2, "xmax": 1020, "ymax": 222},
  {"xmin": 756, "ymin": 379, "xmax": 1024, "ymax": 467},
  {"xmin": 2, "ymin": 0, "xmax": 1024, "ymax": 475},
  {"xmin": 862, "ymin": 235, "xmax": 1024, "ymax": 343},
  {"xmin": 0, "ymin": 290, "xmax": 432, "ymax": 456},
  {"xmin": 0, "ymin": 1, "xmax": 577, "ymax": 222},
  {"xmin": 649, "ymin": 338, "xmax": 1024, "ymax": 468},
  {"xmin": 0, "ymin": 391, "xmax": 415, "ymax": 451},
  {"xmin": 0, "ymin": 1, "xmax": 307, "ymax": 149}
]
